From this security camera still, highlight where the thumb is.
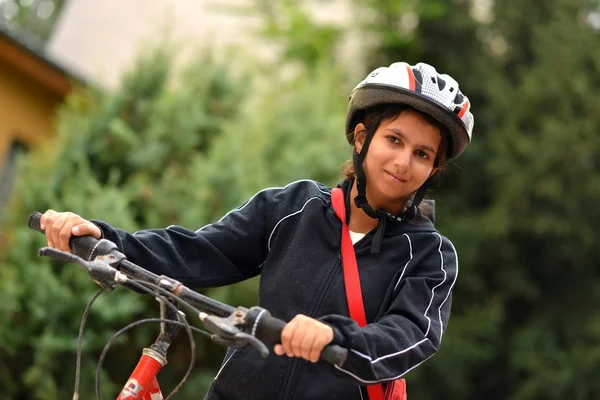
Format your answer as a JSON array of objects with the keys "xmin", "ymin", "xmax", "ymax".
[
  {"xmin": 72, "ymin": 223, "xmax": 101, "ymax": 239},
  {"xmin": 274, "ymin": 344, "xmax": 285, "ymax": 356}
]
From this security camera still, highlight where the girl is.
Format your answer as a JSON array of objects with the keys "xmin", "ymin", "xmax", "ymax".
[{"xmin": 41, "ymin": 61, "xmax": 474, "ymax": 399}]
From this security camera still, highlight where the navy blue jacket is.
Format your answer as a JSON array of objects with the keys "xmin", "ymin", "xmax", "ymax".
[{"xmin": 94, "ymin": 179, "xmax": 459, "ymax": 399}]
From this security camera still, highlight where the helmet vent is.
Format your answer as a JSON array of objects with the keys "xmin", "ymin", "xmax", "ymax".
[
  {"xmin": 436, "ymin": 77, "xmax": 447, "ymax": 91},
  {"xmin": 413, "ymin": 68, "xmax": 423, "ymax": 84},
  {"xmin": 454, "ymin": 92, "xmax": 464, "ymax": 104}
]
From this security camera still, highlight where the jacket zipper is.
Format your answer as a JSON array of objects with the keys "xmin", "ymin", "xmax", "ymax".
[{"xmin": 280, "ymin": 256, "xmax": 341, "ymax": 399}]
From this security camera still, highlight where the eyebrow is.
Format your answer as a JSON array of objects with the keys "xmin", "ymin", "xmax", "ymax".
[{"xmin": 387, "ymin": 128, "xmax": 438, "ymax": 155}]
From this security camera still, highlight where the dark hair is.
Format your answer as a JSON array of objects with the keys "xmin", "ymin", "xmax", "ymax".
[{"xmin": 341, "ymin": 104, "xmax": 450, "ymax": 218}]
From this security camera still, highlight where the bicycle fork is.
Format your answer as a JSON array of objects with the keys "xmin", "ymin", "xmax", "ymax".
[{"xmin": 117, "ymin": 299, "xmax": 181, "ymax": 400}]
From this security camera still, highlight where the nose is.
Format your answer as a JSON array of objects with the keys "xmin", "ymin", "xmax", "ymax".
[{"xmin": 393, "ymin": 147, "xmax": 411, "ymax": 171}]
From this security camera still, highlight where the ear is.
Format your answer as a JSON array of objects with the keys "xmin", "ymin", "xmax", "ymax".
[{"xmin": 354, "ymin": 123, "xmax": 367, "ymax": 154}]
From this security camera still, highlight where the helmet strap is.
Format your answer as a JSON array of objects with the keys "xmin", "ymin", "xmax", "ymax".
[
  {"xmin": 352, "ymin": 122, "xmax": 381, "ymax": 219},
  {"xmin": 402, "ymin": 177, "xmax": 433, "ymax": 219}
]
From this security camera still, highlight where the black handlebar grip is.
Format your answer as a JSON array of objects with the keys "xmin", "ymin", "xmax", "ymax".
[
  {"xmin": 254, "ymin": 310, "xmax": 348, "ymax": 367},
  {"xmin": 28, "ymin": 211, "xmax": 44, "ymax": 233},
  {"xmin": 28, "ymin": 211, "xmax": 101, "ymax": 261},
  {"xmin": 319, "ymin": 342, "xmax": 348, "ymax": 367}
]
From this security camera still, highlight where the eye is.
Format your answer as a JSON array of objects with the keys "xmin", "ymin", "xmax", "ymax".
[
  {"xmin": 386, "ymin": 136, "xmax": 401, "ymax": 144},
  {"xmin": 415, "ymin": 150, "xmax": 429, "ymax": 160}
]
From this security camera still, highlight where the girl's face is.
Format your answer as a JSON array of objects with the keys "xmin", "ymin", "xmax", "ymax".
[{"xmin": 354, "ymin": 109, "xmax": 441, "ymax": 213}]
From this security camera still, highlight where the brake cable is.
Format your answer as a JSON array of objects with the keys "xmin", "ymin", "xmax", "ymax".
[
  {"xmin": 93, "ymin": 279, "xmax": 209, "ymax": 400},
  {"xmin": 73, "ymin": 288, "xmax": 107, "ymax": 400}
]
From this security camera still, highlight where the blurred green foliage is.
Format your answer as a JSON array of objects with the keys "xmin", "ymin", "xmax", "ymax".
[
  {"xmin": 0, "ymin": 0, "xmax": 67, "ymax": 47},
  {"xmin": 1, "ymin": 0, "xmax": 599, "ymax": 399}
]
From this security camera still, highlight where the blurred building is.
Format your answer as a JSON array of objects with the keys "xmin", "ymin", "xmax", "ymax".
[
  {"xmin": 0, "ymin": 0, "xmax": 354, "ymax": 202},
  {"xmin": 0, "ymin": 0, "xmax": 272, "ymax": 175},
  {"xmin": 45, "ymin": 0, "xmax": 270, "ymax": 89},
  {"xmin": 0, "ymin": 24, "xmax": 77, "ymax": 203},
  {"xmin": 45, "ymin": 0, "xmax": 353, "ymax": 89}
]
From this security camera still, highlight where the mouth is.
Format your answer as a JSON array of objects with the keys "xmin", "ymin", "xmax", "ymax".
[{"xmin": 385, "ymin": 171, "xmax": 408, "ymax": 183}]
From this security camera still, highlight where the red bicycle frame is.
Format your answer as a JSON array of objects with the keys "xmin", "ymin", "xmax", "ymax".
[
  {"xmin": 116, "ymin": 300, "xmax": 178, "ymax": 400},
  {"xmin": 117, "ymin": 348, "xmax": 165, "ymax": 400}
]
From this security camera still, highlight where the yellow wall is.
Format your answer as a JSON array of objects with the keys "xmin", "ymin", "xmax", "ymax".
[{"xmin": 0, "ymin": 60, "xmax": 63, "ymax": 166}]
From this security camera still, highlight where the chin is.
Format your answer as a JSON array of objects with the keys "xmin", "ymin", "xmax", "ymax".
[{"xmin": 377, "ymin": 185, "xmax": 411, "ymax": 204}]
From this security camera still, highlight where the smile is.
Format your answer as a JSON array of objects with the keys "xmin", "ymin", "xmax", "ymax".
[{"xmin": 386, "ymin": 171, "xmax": 408, "ymax": 183}]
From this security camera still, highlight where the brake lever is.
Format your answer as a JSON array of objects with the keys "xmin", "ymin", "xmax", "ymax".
[
  {"xmin": 38, "ymin": 247, "xmax": 127, "ymax": 290},
  {"xmin": 201, "ymin": 310, "xmax": 270, "ymax": 358},
  {"xmin": 210, "ymin": 332, "xmax": 269, "ymax": 358},
  {"xmin": 39, "ymin": 247, "xmax": 91, "ymax": 270},
  {"xmin": 235, "ymin": 332, "xmax": 269, "ymax": 358}
]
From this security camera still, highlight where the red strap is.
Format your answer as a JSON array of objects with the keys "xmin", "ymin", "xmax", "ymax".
[
  {"xmin": 332, "ymin": 188, "xmax": 368, "ymax": 327},
  {"xmin": 331, "ymin": 188, "xmax": 385, "ymax": 400}
]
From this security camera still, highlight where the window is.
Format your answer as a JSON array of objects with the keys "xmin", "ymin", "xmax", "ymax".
[{"xmin": 0, "ymin": 141, "xmax": 26, "ymax": 208}]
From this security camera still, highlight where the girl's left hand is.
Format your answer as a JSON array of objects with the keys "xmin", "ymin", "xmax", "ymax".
[{"xmin": 274, "ymin": 314, "xmax": 334, "ymax": 363}]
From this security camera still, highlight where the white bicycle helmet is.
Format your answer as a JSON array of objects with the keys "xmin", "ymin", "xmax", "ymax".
[
  {"xmin": 343, "ymin": 62, "xmax": 475, "ymax": 237},
  {"xmin": 346, "ymin": 61, "xmax": 474, "ymax": 160}
]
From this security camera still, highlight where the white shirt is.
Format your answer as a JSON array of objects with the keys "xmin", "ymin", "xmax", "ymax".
[{"xmin": 349, "ymin": 230, "xmax": 366, "ymax": 244}]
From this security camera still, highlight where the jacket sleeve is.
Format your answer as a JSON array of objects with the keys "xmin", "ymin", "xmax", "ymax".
[
  {"xmin": 319, "ymin": 233, "xmax": 458, "ymax": 384},
  {"xmin": 92, "ymin": 190, "xmax": 274, "ymax": 289}
]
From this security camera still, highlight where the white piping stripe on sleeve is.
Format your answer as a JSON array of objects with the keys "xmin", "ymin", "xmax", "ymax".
[
  {"xmin": 350, "ymin": 338, "xmax": 429, "ymax": 363},
  {"xmin": 192, "ymin": 179, "xmax": 329, "ymax": 233},
  {"xmin": 434, "ymin": 232, "xmax": 458, "ymax": 334},
  {"xmin": 335, "ymin": 352, "xmax": 436, "ymax": 384},
  {"xmin": 267, "ymin": 197, "xmax": 322, "ymax": 251},
  {"xmin": 156, "ymin": 180, "xmax": 329, "ymax": 235},
  {"xmin": 348, "ymin": 233, "xmax": 448, "ymax": 363},
  {"xmin": 163, "ymin": 180, "xmax": 329, "ymax": 269},
  {"xmin": 336, "ymin": 232, "xmax": 455, "ymax": 381},
  {"xmin": 422, "ymin": 233, "xmax": 447, "ymax": 337},
  {"xmin": 393, "ymin": 233, "xmax": 413, "ymax": 291}
]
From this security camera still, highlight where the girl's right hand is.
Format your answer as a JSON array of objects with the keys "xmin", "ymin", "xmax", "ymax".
[{"xmin": 40, "ymin": 210, "xmax": 102, "ymax": 253}]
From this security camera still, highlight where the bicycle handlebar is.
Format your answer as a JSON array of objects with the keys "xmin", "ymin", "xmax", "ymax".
[
  {"xmin": 29, "ymin": 211, "xmax": 101, "ymax": 260},
  {"xmin": 28, "ymin": 211, "xmax": 348, "ymax": 367}
]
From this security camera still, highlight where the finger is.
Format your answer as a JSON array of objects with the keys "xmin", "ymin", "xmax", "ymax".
[
  {"xmin": 300, "ymin": 329, "xmax": 318, "ymax": 361},
  {"xmin": 281, "ymin": 325, "xmax": 295, "ymax": 357},
  {"xmin": 49, "ymin": 214, "xmax": 69, "ymax": 251},
  {"xmin": 309, "ymin": 335, "xmax": 329, "ymax": 363},
  {"xmin": 280, "ymin": 319, "xmax": 299, "ymax": 358},
  {"xmin": 289, "ymin": 315, "xmax": 313, "ymax": 357},
  {"xmin": 42, "ymin": 211, "xmax": 60, "ymax": 246},
  {"xmin": 310, "ymin": 325, "xmax": 334, "ymax": 363},
  {"xmin": 40, "ymin": 209, "xmax": 56, "ymax": 230},
  {"xmin": 45, "ymin": 213, "xmax": 62, "ymax": 248},
  {"xmin": 72, "ymin": 222, "xmax": 101, "ymax": 239},
  {"xmin": 59, "ymin": 216, "xmax": 81, "ymax": 252},
  {"xmin": 290, "ymin": 322, "xmax": 308, "ymax": 358}
]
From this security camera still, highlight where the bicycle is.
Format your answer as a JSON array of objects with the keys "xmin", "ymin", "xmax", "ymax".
[{"xmin": 27, "ymin": 211, "xmax": 347, "ymax": 400}]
